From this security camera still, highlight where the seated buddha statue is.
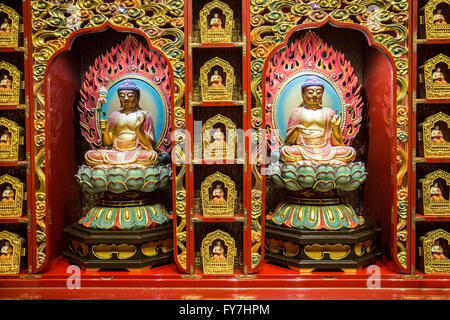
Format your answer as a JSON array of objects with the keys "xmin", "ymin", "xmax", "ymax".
[
  {"xmin": 211, "ymin": 183, "xmax": 226, "ymax": 203},
  {"xmin": 432, "ymin": 240, "xmax": 448, "ymax": 260},
  {"xmin": 0, "ymin": 241, "xmax": 12, "ymax": 260},
  {"xmin": 431, "ymin": 125, "xmax": 446, "ymax": 143},
  {"xmin": 0, "ymin": 129, "xmax": 10, "ymax": 146},
  {"xmin": 1, "ymin": 185, "xmax": 14, "ymax": 203},
  {"xmin": 432, "ymin": 67, "xmax": 447, "ymax": 84},
  {"xmin": 280, "ymin": 76, "xmax": 356, "ymax": 166},
  {"xmin": 0, "ymin": 18, "xmax": 10, "ymax": 34},
  {"xmin": 210, "ymin": 13, "xmax": 223, "ymax": 30},
  {"xmin": 0, "ymin": 74, "xmax": 11, "ymax": 90},
  {"xmin": 212, "ymin": 241, "xmax": 225, "ymax": 260},
  {"xmin": 210, "ymin": 70, "xmax": 224, "ymax": 88},
  {"xmin": 433, "ymin": 9, "xmax": 447, "ymax": 25},
  {"xmin": 85, "ymin": 81, "xmax": 159, "ymax": 167},
  {"xmin": 430, "ymin": 182, "xmax": 446, "ymax": 201}
]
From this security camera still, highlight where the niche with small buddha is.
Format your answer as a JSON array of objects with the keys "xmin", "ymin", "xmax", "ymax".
[
  {"xmin": 200, "ymin": 171, "xmax": 236, "ymax": 217},
  {"xmin": 0, "ymin": 4, "xmax": 20, "ymax": 48},
  {"xmin": 0, "ymin": 117, "xmax": 23, "ymax": 161},
  {"xmin": 419, "ymin": 112, "xmax": 450, "ymax": 157},
  {"xmin": 418, "ymin": 228, "xmax": 450, "ymax": 274},
  {"xmin": 0, "ymin": 174, "xmax": 24, "ymax": 217},
  {"xmin": 0, "ymin": 230, "xmax": 25, "ymax": 274},
  {"xmin": 0, "ymin": 61, "xmax": 21, "ymax": 105},
  {"xmin": 418, "ymin": 169, "xmax": 450, "ymax": 216},
  {"xmin": 419, "ymin": 54, "xmax": 450, "ymax": 99},
  {"xmin": 199, "ymin": 0, "xmax": 234, "ymax": 43},
  {"xmin": 202, "ymin": 113, "xmax": 237, "ymax": 162},
  {"xmin": 419, "ymin": 0, "xmax": 450, "ymax": 39},
  {"xmin": 200, "ymin": 57, "xmax": 235, "ymax": 101},
  {"xmin": 201, "ymin": 229, "xmax": 236, "ymax": 274}
]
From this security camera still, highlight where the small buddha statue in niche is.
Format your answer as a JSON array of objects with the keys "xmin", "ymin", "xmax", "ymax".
[
  {"xmin": 0, "ymin": 74, "xmax": 11, "ymax": 90},
  {"xmin": 1, "ymin": 185, "xmax": 14, "ymax": 203},
  {"xmin": 210, "ymin": 13, "xmax": 224, "ymax": 30},
  {"xmin": 432, "ymin": 67, "xmax": 447, "ymax": 84},
  {"xmin": 210, "ymin": 70, "xmax": 224, "ymax": 88},
  {"xmin": 431, "ymin": 125, "xmax": 447, "ymax": 143},
  {"xmin": 430, "ymin": 182, "xmax": 446, "ymax": 201},
  {"xmin": 433, "ymin": 8, "xmax": 447, "ymax": 25},
  {"xmin": 0, "ymin": 18, "xmax": 10, "ymax": 34},
  {"xmin": 431, "ymin": 240, "xmax": 448, "ymax": 259},
  {"xmin": 0, "ymin": 129, "xmax": 10, "ymax": 146},
  {"xmin": 211, "ymin": 127, "xmax": 226, "ymax": 146},
  {"xmin": 212, "ymin": 240, "xmax": 225, "ymax": 260},
  {"xmin": 211, "ymin": 183, "xmax": 226, "ymax": 203},
  {"xmin": 85, "ymin": 81, "xmax": 159, "ymax": 167},
  {"xmin": 0, "ymin": 241, "xmax": 12, "ymax": 260},
  {"xmin": 280, "ymin": 76, "xmax": 356, "ymax": 166}
]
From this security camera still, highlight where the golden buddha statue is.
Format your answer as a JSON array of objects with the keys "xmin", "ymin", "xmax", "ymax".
[
  {"xmin": 431, "ymin": 125, "xmax": 446, "ymax": 143},
  {"xmin": 210, "ymin": 70, "xmax": 224, "ymax": 88},
  {"xmin": 0, "ymin": 74, "xmax": 11, "ymax": 90},
  {"xmin": 280, "ymin": 76, "xmax": 356, "ymax": 166},
  {"xmin": 210, "ymin": 13, "xmax": 223, "ymax": 30},
  {"xmin": 211, "ymin": 183, "xmax": 226, "ymax": 203},
  {"xmin": 0, "ymin": 18, "xmax": 10, "ymax": 34},
  {"xmin": 212, "ymin": 240, "xmax": 225, "ymax": 260},
  {"xmin": 0, "ymin": 129, "xmax": 10, "ymax": 146},
  {"xmin": 0, "ymin": 240, "xmax": 12, "ymax": 260},
  {"xmin": 85, "ymin": 81, "xmax": 159, "ymax": 167},
  {"xmin": 432, "ymin": 240, "xmax": 447, "ymax": 259},
  {"xmin": 433, "ymin": 9, "xmax": 447, "ymax": 25},
  {"xmin": 1, "ymin": 185, "xmax": 14, "ymax": 203},
  {"xmin": 432, "ymin": 67, "xmax": 447, "ymax": 84},
  {"xmin": 430, "ymin": 182, "xmax": 446, "ymax": 201}
]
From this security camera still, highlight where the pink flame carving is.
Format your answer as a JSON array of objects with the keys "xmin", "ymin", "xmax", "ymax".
[
  {"xmin": 78, "ymin": 35, "xmax": 172, "ymax": 153},
  {"xmin": 265, "ymin": 31, "xmax": 363, "ymax": 148}
]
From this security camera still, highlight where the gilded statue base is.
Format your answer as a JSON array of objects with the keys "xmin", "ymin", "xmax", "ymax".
[
  {"xmin": 265, "ymin": 223, "xmax": 382, "ymax": 272},
  {"xmin": 267, "ymin": 191, "xmax": 364, "ymax": 230},
  {"xmin": 62, "ymin": 223, "xmax": 173, "ymax": 271}
]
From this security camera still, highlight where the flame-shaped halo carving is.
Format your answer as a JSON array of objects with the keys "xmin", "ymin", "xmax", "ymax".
[
  {"xmin": 78, "ymin": 35, "xmax": 172, "ymax": 154},
  {"xmin": 264, "ymin": 31, "xmax": 363, "ymax": 149}
]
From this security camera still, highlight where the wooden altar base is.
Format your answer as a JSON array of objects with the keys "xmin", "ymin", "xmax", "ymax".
[
  {"xmin": 265, "ymin": 223, "xmax": 383, "ymax": 273},
  {"xmin": 62, "ymin": 223, "xmax": 173, "ymax": 271}
]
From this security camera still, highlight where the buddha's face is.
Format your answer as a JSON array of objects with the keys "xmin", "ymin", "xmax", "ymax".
[
  {"xmin": 302, "ymin": 85, "xmax": 323, "ymax": 106},
  {"xmin": 118, "ymin": 89, "xmax": 139, "ymax": 110}
]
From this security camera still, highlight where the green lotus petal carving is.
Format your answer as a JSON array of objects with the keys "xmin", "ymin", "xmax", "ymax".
[
  {"xmin": 75, "ymin": 164, "xmax": 172, "ymax": 193},
  {"xmin": 268, "ymin": 162, "xmax": 367, "ymax": 192}
]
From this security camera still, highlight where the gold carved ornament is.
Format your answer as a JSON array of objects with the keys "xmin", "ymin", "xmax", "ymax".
[
  {"xmin": 31, "ymin": 0, "xmax": 186, "ymax": 272},
  {"xmin": 0, "ymin": 230, "xmax": 25, "ymax": 274},
  {"xmin": 201, "ymin": 229, "xmax": 237, "ymax": 275},
  {"xmin": 419, "ymin": 112, "xmax": 450, "ymax": 158},
  {"xmin": 0, "ymin": 117, "xmax": 24, "ymax": 161},
  {"xmin": 419, "ymin": 169, "xmax": 450, "ymax": 215},
  {"xmin": 0, "ymin": 4, "xmax": 20, "ymax": 48},
  {"xmin": 200, "ymin": 57, "xmax": 234, "ymax": 101},
  {"xmin": 202, "ymin": 113, "xmax": 236, "ymax": 161},
  {"xmin": 201, "ymin": 171, "xmax": 236, "ymax": 217},
  {"xmin": 0, "ymin": 61, "xmax": 21, "ymax": 105},
  {"xmin": 420, "ymin": 0, "xmax": 450, "ymax": 39},
  {"xmin": 250, "ymin": 0, "xmax": 410, "ymax": 270},
  {"xmin": 199, "ymin": 0, "xmax": 234, "ymax": 43},
  {"xmin": 0, "ymin": 174, "xmax": 24, "ymax": 217},
  {"xmin": 419, "ymin": 228, "xmax": 450, "ymax": 274},
  {"xmin": 419, "ymin": 53, "xmax": 450, "ymax": 99}
]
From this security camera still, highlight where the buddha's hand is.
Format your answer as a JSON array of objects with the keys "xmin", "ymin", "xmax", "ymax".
[
  {"xmin": 136, "ymin": 113, "xmax": 145, "ymax": 128},
  {"xmin": 331, "ymin": 114, "xmax": 340, "ymax": 126}
]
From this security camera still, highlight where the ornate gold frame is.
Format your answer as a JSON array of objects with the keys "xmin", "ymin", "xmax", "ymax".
[
  {"xmin": 419, "ymin": 228, "xmax": 450, "ymax": 274},
  {"xmin": 419, "ymin": 112, "xmax": 450, "ymax": 158},
  {"xmin": 420, "ymin": 0, "xmax": 450, "ymax": 39},
  {"xmin": 199, "ymin": 0, "xmax": 234, "ymax": 43},
  {"xmin": 419, "ymin": 169, "xmax": 450, "ymax": 215},
  {"xmin": 0, "ymin": 61, "xmax": 21, "ymax": 105},
  {"xmin": 0, "ymin": 230, "xmax": 25, "ymax": 274},
  {"xmin": 0, "ymin": 174, "xmax": 24, "ymax": 217},
  {"xmin": 0, "ymin": 4, "xmax": 20, "ymax": 48},
  {"xmin": 419, "ymin": 53, "xmax": 450, "ymax": 99},
  {"xmin": 202, "ymin": 113, "xmax": 236, "ymax": 161},
  {"xmin": 0, "ymin": 117, "xmax": 23, "ymax": 161},
  {"xmin": 201, "ymin": 171, "xmax": 236, "ymax": 217},
  {"xmin": 200, "ymin": 57, "xmax": 234, "ymax": 101},
  {"xmin": 201, "ymin": 229, "xmax": 236, "ymax": 275}
]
